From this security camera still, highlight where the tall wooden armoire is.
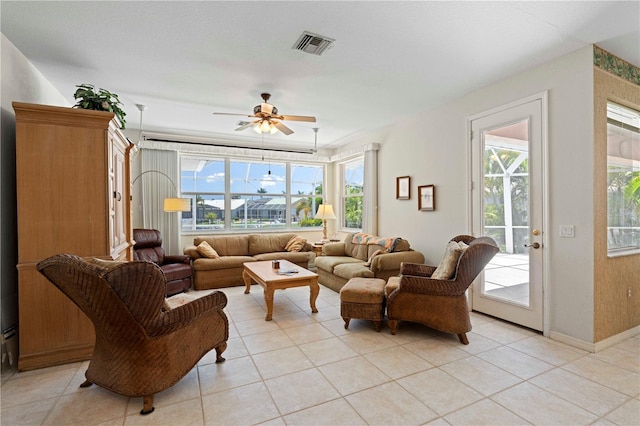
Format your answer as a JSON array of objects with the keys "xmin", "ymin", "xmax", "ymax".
[{"xmin": 13, "ymin": 102, "xmax": 133, "ymax": 371}]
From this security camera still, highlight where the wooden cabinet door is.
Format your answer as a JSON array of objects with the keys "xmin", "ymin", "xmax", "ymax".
[{"xmin": 108, "ymin": 126, "xmax": 130, "ymax": 258}]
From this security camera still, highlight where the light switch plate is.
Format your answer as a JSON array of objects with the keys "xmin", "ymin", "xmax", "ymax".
[{"xmin": 560, "ymin": 225, "xmax": 575, "ymax": 238}]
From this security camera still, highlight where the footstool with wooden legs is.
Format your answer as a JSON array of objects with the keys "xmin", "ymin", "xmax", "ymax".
[{"xmin": 339, "ymin": 277, "xmax": 387, "ymax": 332}]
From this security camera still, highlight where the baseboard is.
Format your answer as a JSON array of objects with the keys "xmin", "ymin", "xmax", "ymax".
[
  {"xmin": 550, "ymin": 325, "xmax": 640, "ymax": 353},
  {"xmin": 593, "ymin": 325, "xmax": 640, "ymax": 352}
]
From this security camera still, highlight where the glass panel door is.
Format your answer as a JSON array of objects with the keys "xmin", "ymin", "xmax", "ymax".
[{"xmin": 471, "ymin": 97, "xmax": 544, "ymax": 331}]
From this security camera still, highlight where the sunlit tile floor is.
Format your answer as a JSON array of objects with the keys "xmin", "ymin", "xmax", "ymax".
[
  {"xmin": 485, "ymin": 253, "xmax": 531, "ymax": 306},
  {"xmin": 2, "ymin": 284, "xmax": 639, "ymax": 425}
]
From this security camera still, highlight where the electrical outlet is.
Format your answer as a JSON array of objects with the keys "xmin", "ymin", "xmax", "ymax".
[
  {"xmin": 628, "ymin": 288, "xmax": 632, "ymax": 298},
  {"xmin": 560, "ymin": 225, "xmax": 575, "ymax": 238}
]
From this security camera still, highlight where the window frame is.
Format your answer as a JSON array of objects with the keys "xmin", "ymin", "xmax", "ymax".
[
  {"xmin": 340, "ymin": 156, "xmax": 364, "ymax": 231},
  {"xmin": 606, "ymin": 101, "xmax": 640, "ymax": 257},
  {"xmin": 179, "ymin": 154, "xmax": 326, "ymax": 234}
]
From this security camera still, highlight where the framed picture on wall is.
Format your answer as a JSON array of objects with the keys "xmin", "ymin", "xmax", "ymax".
[
  {"xmin": 418, "ymin": 185, "xmax": 435, "ymax": 211},
  {"xmin": 396, "ymin": 176, "xmax": 410, "ymax": 199}
]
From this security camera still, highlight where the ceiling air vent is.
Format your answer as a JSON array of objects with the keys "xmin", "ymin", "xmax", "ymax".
[{"xmin": 292, "ymin": 31, "xmax": 335, "ymax": 56}]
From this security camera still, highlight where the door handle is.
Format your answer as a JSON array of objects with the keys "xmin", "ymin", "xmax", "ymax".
[{"xmin": 524, "ymin": 242, "xmax": 540, "ymax": 249}]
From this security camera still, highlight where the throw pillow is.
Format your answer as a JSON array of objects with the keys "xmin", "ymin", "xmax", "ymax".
[
  {"xmin": 90, "ymin": 258, "xmax": 128, "ymax": 269},
  {"xmin": 364, "ymin": 249, "xmax": 387, "ymax": 267},
  {"xmin": 163, "ymin": 293, "xmax": 199, "ymax": 311},
  {"xmin": 196, "ymin": 241, "xmax": 219, "ymax": 259},
  {"xmin": 285, "ymin": 236, "xmax": 306, "ymax": 252},
  {"xmin": 431, "ymin": 241, "xmax": 468, "ymax": 280}
]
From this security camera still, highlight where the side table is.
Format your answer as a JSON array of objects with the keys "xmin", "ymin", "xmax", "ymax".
[{"xmin": 312, "ymin": 243, "xmax": 324, "ymax": 257}]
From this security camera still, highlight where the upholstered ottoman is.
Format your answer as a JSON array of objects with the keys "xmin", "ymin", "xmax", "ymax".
[{"xmin": 339, "ymin": 277, "xmax": 387, "ymax": 332}]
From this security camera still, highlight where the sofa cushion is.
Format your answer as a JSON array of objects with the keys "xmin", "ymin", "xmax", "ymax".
[
  {"xmin": 194, "ymin": 235, "xmax": 250, "ymax": 256},
  {"xmin": 315, "ymin": 256, "xmax": 364, "ymax": 272},
  {"xmin": 347, "ymin": 242, "xmax": 370, "ymax": 261},
  {"xmin": 249, "ymin": 233, "xmax": 294, "ymax": 255},
  {"xmin": 432, "ymin": 241, "xmax": 469, "ymax": 280},
  {"xmin": 285, "ymin": 236, "xmax": 306, "ymax": 252},
  {"xmin": 333, "ymin": 263, "xmax": 375, "ymax": 280},
  {"xmin": 192, "ymin": 256, "xmax": 256, "ymax": 270},
  {"xmin": 253, "ymin": 251, "xmax": 313, "ymax": 263},
  {"xmin": 322, "ymin": 243, "xmax": 346, "ymax": 256},
  {"xmin": 196, "ymin": 241, "xmax": 219, "ymax": 258}
]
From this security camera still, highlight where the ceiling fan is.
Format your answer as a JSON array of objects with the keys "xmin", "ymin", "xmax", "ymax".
[{"xmin": 213, "ymin": 93, "xmax": 316, "ymax": 135}]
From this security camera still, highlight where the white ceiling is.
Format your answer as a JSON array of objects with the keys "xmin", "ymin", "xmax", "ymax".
[{"xmin": 2, "ymin": 1, "xmax": 638, "ymax": 152}]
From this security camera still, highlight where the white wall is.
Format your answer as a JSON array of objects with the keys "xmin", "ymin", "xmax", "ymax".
[
  {"xmin": 1, "ymin": 34, "xmax": 600, "ymax": 343},
  {"xmin": 335, "ymin": 46, "xmax": 595, "ymax": 342},
  {"xmin": 0, "ymin": 34, "xmax": 69, "ymax": 335}
]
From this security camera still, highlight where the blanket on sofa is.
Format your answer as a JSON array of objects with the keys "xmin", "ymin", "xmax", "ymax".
[{"xmin": 351, "ymin": 232, "xmax": 401, "ymax": 252}]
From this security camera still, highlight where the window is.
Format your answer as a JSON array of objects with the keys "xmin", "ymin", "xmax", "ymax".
[
  {"xmin": 341, "ymin": 158, "xmax": 364, "ymax": 229},
  {"xmin": 180, "ymin": 155, "xmax": 324, "ymax": 232},
  {"xmin": 291, "ymin": 164, "xmax": 324, "ymax": 227},
  {"xmin": 607, "ymin": 102, "xmax": 640, "ymax": 254}
]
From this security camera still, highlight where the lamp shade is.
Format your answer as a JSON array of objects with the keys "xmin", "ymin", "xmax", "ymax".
[
  {"xmin": 315, "ymin": 204, "xmax": 336, "ymax": 220},
  {"xmin": 163, "ymin": 197, "xmax": 191, "ymax": 212}
]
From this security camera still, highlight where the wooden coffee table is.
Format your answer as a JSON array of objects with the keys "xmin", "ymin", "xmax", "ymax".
[{"xmin": 243, "ymin": 260, "xmax": 319, "ymax": 321}]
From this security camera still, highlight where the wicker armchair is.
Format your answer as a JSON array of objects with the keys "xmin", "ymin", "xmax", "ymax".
[
  {"xmin": 386, "ymin": 235, "xmax": 498, "ymax": 344},
  {"xmin": 37, "ymin": 254, "xmax": 229, "ymax": 415}
]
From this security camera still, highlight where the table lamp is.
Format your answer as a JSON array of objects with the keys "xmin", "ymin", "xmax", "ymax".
[{"xmin": 315, "ymin": 204, "xmax": 336, "ymax": 241}]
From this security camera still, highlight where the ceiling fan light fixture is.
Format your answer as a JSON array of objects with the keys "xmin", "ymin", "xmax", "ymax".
[
  {"xmin": 215, "ymin": 93, "xmax": 315, "ymax": 136},
  {"xmin": 253, "ymin": 119, "xmax": 280, "ymax": 134}
]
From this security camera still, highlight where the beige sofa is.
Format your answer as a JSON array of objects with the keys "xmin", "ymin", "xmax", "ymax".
[
  {"xmin": 314, "ymin": 232, "xmax": 424, "ymax": 292},
  {"xmin": 184, "ymin": 233, "xmax": 315, "ymax": 290}
]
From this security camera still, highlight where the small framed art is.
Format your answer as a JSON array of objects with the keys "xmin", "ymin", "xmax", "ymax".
[
  {"xmin": 396, "ymin": 176, "xmax": 410, "ymax": 200},
  {"xmin": 418, "ymin": 184, "xmax": 435, "ymax": 211}
]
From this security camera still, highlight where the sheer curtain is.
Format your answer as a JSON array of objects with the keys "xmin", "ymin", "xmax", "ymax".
[
  {"xmin": 362, "ymin": 147, "xmax": 378, "ymax": 235},
  {"xmin": 140, "ymin": 149, "xmax": 181, "ymax": 255}
]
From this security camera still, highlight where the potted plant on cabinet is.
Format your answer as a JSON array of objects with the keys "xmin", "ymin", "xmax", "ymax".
[{"xmin": 73, "ymin": 84, "xmax": 126, "ymax": 128}]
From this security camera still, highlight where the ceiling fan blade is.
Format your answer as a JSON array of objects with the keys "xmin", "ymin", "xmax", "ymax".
[
  {"xmin": 281, "ymin": 115, "xmax": 316, "ymax": 122},
  {"xmin": 273, "ymin": 121, "xmax": 294, "ymax": 135},
  {"xmin": 235, "ymin": 120, "xmax": 259, "ymax": 131},
  {"xmin": 213, "ymin": 112, "xmax": 254, "ymax": 117}
]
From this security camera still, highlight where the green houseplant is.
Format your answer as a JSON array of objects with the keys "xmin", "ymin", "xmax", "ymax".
[{"xmin": 73, "ymin": 84, "xmax": 126, "ymax": 128}]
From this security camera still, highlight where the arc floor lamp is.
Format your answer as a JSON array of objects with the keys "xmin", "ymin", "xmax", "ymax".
[{"xmin": 131, "ymin": 170, "xmax": 190, "ymax": 212}]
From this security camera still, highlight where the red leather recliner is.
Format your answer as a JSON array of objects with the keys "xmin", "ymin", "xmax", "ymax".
[{"xmin": 133, "ymin": 229, "xmax": 192, "ymax": 296}]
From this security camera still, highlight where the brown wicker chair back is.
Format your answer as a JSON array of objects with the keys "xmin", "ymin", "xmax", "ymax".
[
  {"xmin": 37, "ymin": 254, "xmax": 229, "ymax": 415},
  {"xmin": 386, "ymin": 235, "xmax": 499, "ymax": 344}
]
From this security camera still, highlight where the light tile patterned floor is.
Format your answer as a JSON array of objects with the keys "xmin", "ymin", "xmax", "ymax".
[{"xmin": 1, "ymin": 284, "xmax": 639, "ymax": 425}]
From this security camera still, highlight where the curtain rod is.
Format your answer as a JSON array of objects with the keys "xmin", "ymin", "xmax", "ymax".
[{"xmin": 145, "ymin": 137, "xmax": 317, "ymax": 155}]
